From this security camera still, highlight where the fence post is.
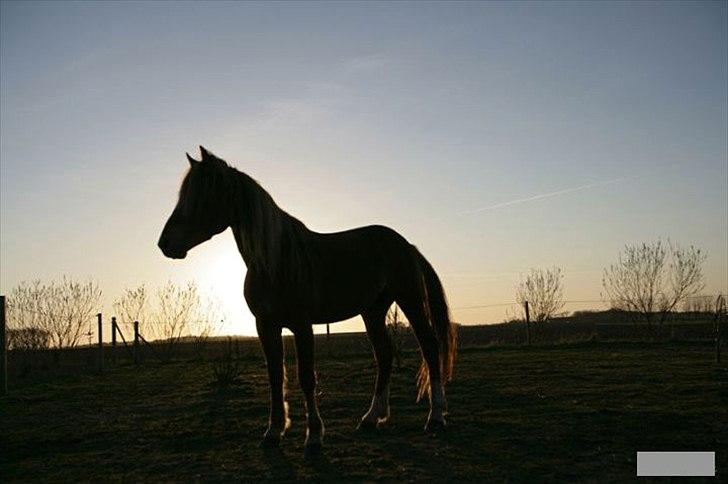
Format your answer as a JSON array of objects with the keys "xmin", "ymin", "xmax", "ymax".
[
  {"xmin": 716, "ymin": 295, "xmax": 725, "ymax": 364},
  {"xmin": 97, "ymin": 313, "xmax": 103, "ymax": 374},
  {"xmin": 326, "ymin": 323, "xmax": 331, "ymax": 357},
  {"xmin": 111, "ymin": 317, "xmax": 117, "ymax": 366},
  {"xmin": 524, "ymin": 300, "xmax": 531, "ymax": 346},
  {"xmin": 1, "ymin": 295, "xmax": 6, "ymax": 395},
  {"xmin": 133, "ymin": 321, "xmax": 140, "ymax": 365}
]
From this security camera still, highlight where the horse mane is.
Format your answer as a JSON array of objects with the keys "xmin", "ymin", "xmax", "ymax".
[
  {"xmin": 180, "ymin": 152, "xmax": 311, "ymax": 283},
  {"xmin": 230, "ymin": 167, "xmax": 311, "ymax": 284}
]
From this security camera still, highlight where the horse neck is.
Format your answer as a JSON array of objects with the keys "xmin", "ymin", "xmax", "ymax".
[{"xmin": 228, "ymin": 169, "xmax": 301, "ymax": 276}]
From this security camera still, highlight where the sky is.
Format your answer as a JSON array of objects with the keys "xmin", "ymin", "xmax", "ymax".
[{"xmin": 1, "ymin": 1, "xmax": 726, "ymax": 337}]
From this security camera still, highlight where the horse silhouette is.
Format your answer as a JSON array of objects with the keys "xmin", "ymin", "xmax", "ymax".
[{"xmin": 158, "ymin": 146, "xmax": 456, "ymax": 458}]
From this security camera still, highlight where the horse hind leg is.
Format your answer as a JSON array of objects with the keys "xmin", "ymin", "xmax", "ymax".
[
  {"xmin": 397, "ymin": 295, "xmax": 447, "ymax": 432},
  {"xmin": 358, "ymin": 303, "xmax": 394, "ymax": 430},
  {"xmin": 293, "ymin": 325, "xmax": 324, "ymax": 459}
]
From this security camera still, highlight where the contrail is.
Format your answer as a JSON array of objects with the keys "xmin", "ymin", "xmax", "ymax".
[{"xmin": 458, "ymin": 177, "xmax": 629, "ymax": 215}]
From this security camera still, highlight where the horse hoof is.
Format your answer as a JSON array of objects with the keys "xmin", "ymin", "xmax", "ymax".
[
  {"xmin": 303, "ymin": 441, "xmax": 322, "ymax": 460},
  {"xmin": 357, "ymin": 419, "xmax": 378, "ymax": 432},
  {"xmin": 259, "ymin": 435, "xmax": 280, "ymax": 448},
  {"xmin": 424, "ymin": 417, "xmax": 447, "ymax": 434}
]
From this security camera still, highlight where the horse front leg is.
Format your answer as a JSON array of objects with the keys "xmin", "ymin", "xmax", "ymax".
[
  {"xmin": 359, "ymin": 308, "xmax": 393, "ymax": 430},
  {"xmin": 257, "ymin": 319, "xmax": 290, "ymax": 447},
  {"xmin": 293, "ymin": 325, "xmax": 324, "ymax": 459}
]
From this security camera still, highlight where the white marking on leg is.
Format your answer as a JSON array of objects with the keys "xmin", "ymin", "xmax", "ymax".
[
  {"xmin": 362, "ymin": 386, "xmax": 390, "ymax": 423},
  {"xmin": 305, "ymin": 393, "xmax": 324, "ymax": 444}
]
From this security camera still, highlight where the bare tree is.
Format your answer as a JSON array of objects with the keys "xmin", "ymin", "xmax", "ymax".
[
  {"xmin": 113, "ymin": 281, "xmax": 223, "ymax": 359},
  {"xmin": 8, "ymin": 277, "xmax": 101, "ymax": 351},
  {"xmin": 45, "ymin": 277, "xmax": 103, "ymax": 349},
  {"xmin": 154, "ymin": 280, "xmax": 200, "ymax": 358},
  {"xmin": 662, "ymin": 242, "xmax": 707, "ymax": 323},
  {"xmin": 189, "ymin": 297, "xmax": 224, "ymax": 360},
  {"xmin": 516, "ymin": 267, "xmax": 565, "ymax": 323},
  {"xmin": 602, "ymin": 240, "xmax": 705, "ymax": 328},
  {"xmin": 7, "ymin": 281, "xmax": 52, "ymax": 351},
  {"xmin": 113, "ymin": 284, "xmax": 150, "ymax": 336}
]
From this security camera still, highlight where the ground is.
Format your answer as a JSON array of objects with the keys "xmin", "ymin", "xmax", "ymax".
[{"xmin": 1, "ymin": 341, "xmax": 726, "ymax": 481}]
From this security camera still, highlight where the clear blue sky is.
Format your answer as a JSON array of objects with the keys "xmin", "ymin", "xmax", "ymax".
[{"xmin": 1, "ymin": 1, "xmax": 726, "ymax": 335}]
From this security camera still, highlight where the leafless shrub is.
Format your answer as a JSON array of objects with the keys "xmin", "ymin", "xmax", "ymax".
[
  {"xmin": 211, "ymin": 338, "xmax": 242, "ymax": 388},
  {"xmin": 45, "ymin": 277, "xmax": 102, "ymax": 349},
  {"xmin": 7, "ymin": 280, "xmax": 47, "ymax": 349},
  {"xmin": 113, "ymin": 284, "xmax": 149, "ymax": 331},
  {"xmin": 190, "ymin": 297, "xmax": 224, "ymax": 360},
  {"xmin": 8, "ymin": 277, "xmax": 101, "ymax": 351},
  {"xmin": 516, "ymin": 267, "xmax": 565, "ymax": 323},
  {"xmin": 386, "ymin": 305, "xmax": 406, "ymax": 368},
  {"xmin": 602, "ymin": 239, "xmax": 706, "ymax": 329},
  {"xmin": 7, "ymin": 327, "xmax": 51, "ymax": 351},
  {"xmin": 154, "ymin": 280, "xmax": 199, "ymax": 358},
  {"xmin": 149, "ymin": 281, "xmax": 224, "ymax": 359}
]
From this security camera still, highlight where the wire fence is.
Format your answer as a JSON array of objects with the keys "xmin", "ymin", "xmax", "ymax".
[
  {"xmin": 3, "ymin": 293, "xmax": 725, "ymax": 350},
  {"xmin": 1, "ymin": 293, "xmax": 726, "ymax": 396},
  {"xmin": 449, "ymin": 295, "xmax": 726, "ymax": 327},
  {"xmin": 452, "ymin": 295, "xmax": 726, "ymax": 311}
]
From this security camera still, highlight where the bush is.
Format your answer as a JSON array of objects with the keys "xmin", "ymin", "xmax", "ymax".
[
  {"xmin": 211, "ymin": 338, "xmax": 242, "ymax": 389},
  {"xmin": 516, "ymin": 267, "xmax": 565, "ymax": 323},
  {"xmin": 8, "ymin": 327, "xmax": 51, "ymax": 351}
]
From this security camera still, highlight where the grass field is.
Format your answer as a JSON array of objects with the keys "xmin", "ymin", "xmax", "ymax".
[{"xmin": 1, "ymin": 341, "xmax": 726, "ymax": 481}]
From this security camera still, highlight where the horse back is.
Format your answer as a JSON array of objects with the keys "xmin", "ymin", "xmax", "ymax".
[{"xmin": 246, "ymin": 225, "xmax": 414, "ymax": 325}]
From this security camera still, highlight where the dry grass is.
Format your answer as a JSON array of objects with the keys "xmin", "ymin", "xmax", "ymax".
[{"xmin": 1, "ymin": 341, "xmax": 726, "ymax": 481}]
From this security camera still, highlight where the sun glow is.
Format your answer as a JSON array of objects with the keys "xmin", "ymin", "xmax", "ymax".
[{"xmin": 191, "ymin": 232, "xmax": 257, "ymax": 336}]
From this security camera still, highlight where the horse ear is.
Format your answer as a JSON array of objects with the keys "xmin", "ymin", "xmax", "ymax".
[
  {"xmin": 199, "ymin": 145, "xmax": 211, "ymax": 161},
  {"xmin": 186, "ymin": 152, "xmax": 199, "ymax": 167}
]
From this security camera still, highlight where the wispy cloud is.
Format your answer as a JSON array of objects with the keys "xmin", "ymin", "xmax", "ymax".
[
  {"xmin": 343, "ymin": 53, "xmax": 396, "ymax": 74},
  {"xmin": 459, "ymin": 177, "xmax": 629, "ymax": 215}
]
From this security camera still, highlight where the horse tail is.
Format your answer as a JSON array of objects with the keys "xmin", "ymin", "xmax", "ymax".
[{"xmin": 412, "ymin": 247, "xmax": 457, "ymax": 402}]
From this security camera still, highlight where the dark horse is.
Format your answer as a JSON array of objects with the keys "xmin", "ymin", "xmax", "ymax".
[{"xmin": 158, "ymin": 147, "xmax": 456, "ymax": 458}]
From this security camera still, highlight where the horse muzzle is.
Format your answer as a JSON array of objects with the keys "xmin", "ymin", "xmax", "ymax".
[{"xmin": 158, "ymin": 237, "xmax": 188, "ymax": 259}]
